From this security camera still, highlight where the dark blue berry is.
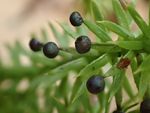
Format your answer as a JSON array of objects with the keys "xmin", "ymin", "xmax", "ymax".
[
  {"xmin": 43, "ymin": 42, "xmax": 59, "ymax": 58},
  {"xmin": 29, "ymin": 38, "xmax": 43, "ymax": 52},
  {"xmin": 86, "ymin": 75, "xmax": 105, "ymax": 94},
  {"xmin": 75, "ymin": 36, "xmax": 91, "ymax": 54},
  {"xmin": 69, "ymin": 11, "xmax": 83, "ymax": 26},
  {"xmin": 140, "ymin": 99, "xmax": 150, "ymax": 113}
]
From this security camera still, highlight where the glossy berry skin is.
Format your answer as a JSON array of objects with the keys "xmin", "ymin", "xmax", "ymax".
[
  {"xmin": 75, "ymin": 36, "xmax": 91, "ymax": 54},
  {"xmin": 86, "ymin": 75, "xmax": 105, "ymax": 94},
  {"xmin": 43, "ymin": 42, "xmax": 59, "ymax": 58},
  {"xmin": 29, "ymin": 38, "xmax": 43, "ymax": 52},
  {"xmin": 140, "ymin": 99, "xmax": 150, "ymax": 113},
  {"xmin": 69, "ymin": 11, "xmax": 83, "ymax": 26}
]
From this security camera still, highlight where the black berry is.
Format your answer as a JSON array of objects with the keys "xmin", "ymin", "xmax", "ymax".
[
  {"xmin": 29, "ymin": 38, "xmax": 43, "ymax": 52},
  {"xmin": 75, "ymin": 36, "xmax": 91, "ymax": 54},
  {"xmin": 140, "ymin": 99, "xmax": 150, "ymax": 113},
  {"xmin": 86, "ymin": 75, "xmax": 105, "ymax": 94},
  {"xmin": 69, "ymin": 11, "xmax": 83, "ymax": 26},
  {"xmin": 43, "ymin": 42, "xmax": 59, "ymax": 58}
]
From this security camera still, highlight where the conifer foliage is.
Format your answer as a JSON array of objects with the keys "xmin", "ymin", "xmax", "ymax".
[{"xmin": 0, "ymin": 0, "xmax": 150, "ymax": 113}]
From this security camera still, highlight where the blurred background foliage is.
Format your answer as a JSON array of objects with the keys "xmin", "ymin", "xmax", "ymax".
[{"xmin": 0, "ymin": 0, "xmax": 150, "ymax": 113}]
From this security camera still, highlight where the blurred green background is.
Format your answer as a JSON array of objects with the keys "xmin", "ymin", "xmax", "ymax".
[{"xmin": 0, "ymin": 0, "xmax": 149, "ymax": 113}]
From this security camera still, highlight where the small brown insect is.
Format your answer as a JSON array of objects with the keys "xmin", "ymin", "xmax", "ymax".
[{"xmin": 117, "ymin": 58, "xmax": 131, "ymax": 69}]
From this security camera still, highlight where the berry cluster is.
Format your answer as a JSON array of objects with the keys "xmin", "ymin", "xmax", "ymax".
[
  {"xmin": 29, "ymin": 11, "xmax": 150, "ymax": 113},
  {"xmin": 69, "ymin": 12, "xmax": 132, "ymax": 95},
  {"xmin": 29, "ymin": 11, "xmax": 105, "ymax": 95},
  {"xmin": 29, "ymin": 12, "xmax": 92, "ymax": 59},
  {"xmin": 29, "ymin": 11, "xmax": 132, "ymax": 95},
  {"xmin": 70, "ymin": 11, "xmax": 105, "ymax": 94},
  {"xmin": 70, "ymin": 11, "xmax": 91, "ymax": 54},
  {"xmin": 29, "ymin": 11, "xmax": 134, "ymax": 97},
  {"xmin": 29, "ymin": 39, "xmax": 59, "ymax": 58}
]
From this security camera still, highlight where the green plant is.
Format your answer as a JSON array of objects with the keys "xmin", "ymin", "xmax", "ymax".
[{"xmin": 0, "ymin": 0, "xmax": 150, "ymax": 113}]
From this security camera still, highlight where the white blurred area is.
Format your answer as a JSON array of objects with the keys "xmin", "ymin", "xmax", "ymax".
[
  {"xmin": 0, "ymin": 0, "xmax": 148, "ymax": 112},
  {"xmin": 0, "ymin": 0, "xmax": 76, "ymax": 65},
  {"xmin": 0, "ymin": 0, "xmax": 149, "ymax": 64},
  {"xmin": 0, "ymin": 0, "xmax": 74, "ymax": 44},
  {"xmin": 0, "ymin": 0, "xmax": 148, "ymax": 44}
]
